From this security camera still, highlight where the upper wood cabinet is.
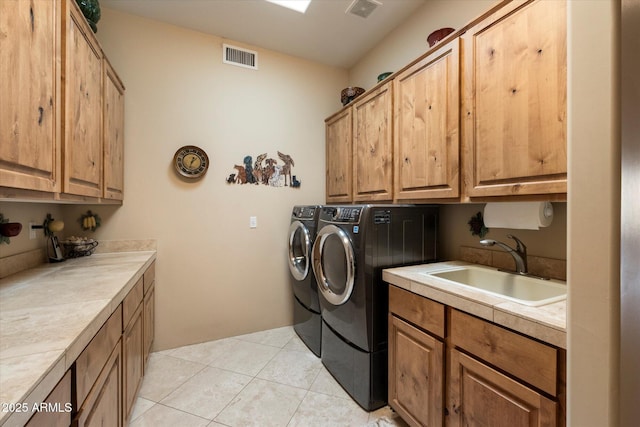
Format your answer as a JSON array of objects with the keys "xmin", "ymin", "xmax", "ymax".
[
  {"xmin": 103, "ymin": 59, "xmax": 125, "ymax": 200},
  {"xmin": 394, "ymin": 38, "xmax": 461, "ymax": 201},
  {"xmin": 0, "ymin": 0, "xmax": 61, "ymax": 193},
  {"xmin": 0, "ymin": 0, "xmax": 125, "ymax": 203},
  {"xmin": 352, "ymin": 81, "xmax": 393, "ymax": 202},
  {"xmin": 63, "ymin": 0, "xmax": 104, "ymax": 198},
  {"xmin": 325, "ymin": 108, "xmax": 353, "ymax": 203},
  {"xmin": 461, "ymin": 0, "xmax": 567, "ymax": 198}
]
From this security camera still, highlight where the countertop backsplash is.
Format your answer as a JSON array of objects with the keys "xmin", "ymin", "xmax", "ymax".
[
  {"xmin": 459, "ymin": 245, "xmax": 567, "ymax": 281},
  {"xmin": 0, "ymin": 239, "xmax": 157, "ymax": 279}
]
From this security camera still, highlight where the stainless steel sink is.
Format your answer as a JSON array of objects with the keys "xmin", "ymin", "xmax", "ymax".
[{"xmin": 425, "ymin": 266, "xmax": 567, "ymax": 307}]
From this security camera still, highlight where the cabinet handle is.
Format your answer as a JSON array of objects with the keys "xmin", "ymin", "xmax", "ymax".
[{"xmin": 37, "ymin": 107, "xmax": 44, "ymax": 125}]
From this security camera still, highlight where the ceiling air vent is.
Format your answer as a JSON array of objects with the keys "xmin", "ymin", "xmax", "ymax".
[
  {"xmin": 223, "ymin": 44, "xmax": 258, "ymax": 70},
  {"xmin": 346, "ymin": 0, "xmax": 382, "ymax": 19}
]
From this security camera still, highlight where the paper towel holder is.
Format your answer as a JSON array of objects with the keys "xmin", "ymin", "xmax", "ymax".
[
  {"xmin": 542, "ymin": 202, "xmax": 553, "ymax": 220},
  {"xmin": 483, "ymin": 201, "xmax": 554, "ymax": 230}
]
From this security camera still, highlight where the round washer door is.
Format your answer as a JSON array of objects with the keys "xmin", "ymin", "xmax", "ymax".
[
  {"xmin": 288, "ymin": 221, "xmax": 311, "ymax": 281},
  {"xmin": 311, "ymin": 224, "xmax": 355, "ymax": 306}
]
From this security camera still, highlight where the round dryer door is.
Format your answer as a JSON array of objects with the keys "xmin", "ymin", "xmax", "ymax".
[
  {"xmin": 312, "ymin": 224, "xmax": 355, "ymax": 306},
  {"xmin": 288, "ymin": 221, "xmax": 311, "ymax": 281}
]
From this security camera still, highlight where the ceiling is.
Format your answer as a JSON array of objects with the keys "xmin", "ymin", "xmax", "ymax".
[{"xmin": 99, "ymin": 0, "xmax": 427, "ymax": 69}]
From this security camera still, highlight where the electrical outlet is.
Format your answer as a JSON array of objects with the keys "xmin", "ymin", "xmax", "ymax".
[
  {"xmin": 29, "ymin": 222, "xmax": 37, "ymax": 239},
  {"xmin": 249, "ymin": 216, "xmax": 257, "ymax": 228}
]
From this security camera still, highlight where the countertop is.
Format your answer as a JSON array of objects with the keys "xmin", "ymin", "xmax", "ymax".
[
  {"xmin": 0, "ymin": 251, "xmax": 156, "ymax": 427},
  {"xmin": 383, "ymin": 261, "xmax": 566, "ymax": 349}
]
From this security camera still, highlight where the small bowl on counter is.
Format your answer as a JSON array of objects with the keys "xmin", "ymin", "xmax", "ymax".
[{"xmin": 61, "ymin": 237, "xmax": 99, "ymax": 258}]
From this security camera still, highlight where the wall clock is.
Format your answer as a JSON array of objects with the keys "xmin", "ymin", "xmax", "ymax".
[{"xmin": 173, "ymin": 145, "xmax": 209, "ymax": 179}]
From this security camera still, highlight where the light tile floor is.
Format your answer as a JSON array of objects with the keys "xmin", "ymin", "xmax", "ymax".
[{"xmin": 128, "ymin": 326, "xmax": 409, "ymax": 427}]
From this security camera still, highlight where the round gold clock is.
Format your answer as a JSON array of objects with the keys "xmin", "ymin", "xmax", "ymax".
[{"xmin": 173, "ymin": 145, "xmax": 209, "ymax": 179}]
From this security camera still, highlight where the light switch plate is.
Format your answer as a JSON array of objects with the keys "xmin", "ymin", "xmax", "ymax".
[{"xmin": 250, "ymin": 216, "xmax": 257, "ymax": 228}]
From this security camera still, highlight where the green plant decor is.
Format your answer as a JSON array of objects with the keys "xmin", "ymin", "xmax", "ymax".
[
  {"xmin": 75, "ymin": 0, "xmax": 101, "ymax": 32},
  {"xmin": 468, "ymin": 211, "xmax": 489, "ymax": 238}
]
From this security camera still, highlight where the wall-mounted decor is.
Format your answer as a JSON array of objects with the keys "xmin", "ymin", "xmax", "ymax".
[
  {"xmin": 79, "ymin": 210, "xmax": 101, "ymax": 231},
  {"xmin": 468, "ymin": 211, "xmax": 489, "ymax": 238},
  {"xmin": 173, "ymin": 145, "xmax": 210, "ymax": 180},
  {"xmin": 0, "ymin": 214, "xmax": 22, "ymax": 245},
  {"xmin": 226, "ymin": 151, "xmax": 301, "ymax": 188}
]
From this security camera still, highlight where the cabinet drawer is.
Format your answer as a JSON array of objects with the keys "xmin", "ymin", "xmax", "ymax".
[
  {"xmin": 143, "ymin": 261, "xmax": 155, "ymax": 294},
  {"xmin": 389, "ymin": 285, "xmax": 445, "ymax": 339},
  {"xmin": 450, "ymin": 309, "xmax": 557, "ymax": 396},
  {"xmin": 75, "ymin": 305, "xmax": 122, "ymax": 407},
  {"xmin": 123, "ymin": 277, "xmax": 143, "ymax": 330},
  {"xmin": 26, "ymin": 370, "xmax": 72, "ymax": 427}
]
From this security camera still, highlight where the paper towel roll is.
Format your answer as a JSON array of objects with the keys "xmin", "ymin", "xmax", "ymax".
[{"xmin": 483, "ymin": 202, "xmax": 553, "ymax": 230}]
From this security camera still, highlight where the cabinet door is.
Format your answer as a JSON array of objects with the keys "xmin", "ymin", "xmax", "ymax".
[
  {"xmin": 448, "ymin": 349, "xmax": 556, "ymax": 427},
  {"xmin": 394, "ymin": 38, "xmax": 460, "ymax": 201},
  {"xmin": 26, "ymin": 370, "xmax": 71, "ymax": 427},
  {"xmin": 143, "ymin": 283, "xmax": 155, "ymax": 369},
  {"xmin": 123, "ymin": 303, "xmax": 144, "ymax": 422},
  {"xmin": 389, "ymin": 315, "xmax": 444, "ymax": 427},
  {"xmin": 462, "ymin": 0, "xmax": 567, "ymax": 198},
  {"xmin": 75, "ymin": 340, "xmax": 122, "ymax": 427},
  {"xmin": 76, "ymin": 306, "xmax": 122, "ymax": 408},
  {"xmin": 353, "ymin": 82, "xmax": 393, "ymax": 202},
  {"xmin": 103, "ymin": 59, "xmax": 125, "ymax": 200},
  {"xmin": 325, "ymin": 108, "xmax": 353, "ymax": 203},
  {"xmin": 63, "ymin": 0, "xmax": 103, "ymax": 197},
  {"xmin": 0, "ymin": 0, "xmax": 61, "ymax": 193}
]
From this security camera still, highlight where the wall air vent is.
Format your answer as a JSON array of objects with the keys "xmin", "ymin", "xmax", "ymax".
[
  {"xmin": 223, "ymin": 44, "xmax": 258, "ymax": 70},
  {"xmin": 346, "ymin": 0, "xmax": 382, "ymax": 19}
]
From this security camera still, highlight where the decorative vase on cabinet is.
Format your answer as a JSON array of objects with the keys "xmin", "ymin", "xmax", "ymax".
[{"xmin": 75, "ymin": 0, "xmax": 100, "ymax": 32}]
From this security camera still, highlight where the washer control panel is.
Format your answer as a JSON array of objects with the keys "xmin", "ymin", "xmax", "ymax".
[
  {"xmin": 323, "ymin": 207, "xmax": 361, "ymax": 223},
  {"xmin": 292, "ymin": 206, "xmax": 317, "ymax": 219}
]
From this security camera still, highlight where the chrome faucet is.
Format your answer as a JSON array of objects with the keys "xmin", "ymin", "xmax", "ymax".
[{"xmin": 480, "ymin": 234, "xmax": 528, "ymax": 274}]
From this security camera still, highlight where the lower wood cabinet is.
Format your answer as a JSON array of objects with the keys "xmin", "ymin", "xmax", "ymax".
[
  {"xmin": 388, "ymin": 285, "xmax": 565, "ymax": 427},
  {"xmin": 75, "ymin": 306, "xmax": 122, "ymax": 408},
  {"xmin": 389, "ymin": 315, "xmax": 444, "ymax": 427},
  {"xmin": 448, "ymin": 349, "xmax": 556, "ymax": 427},
  {"xmin": 143, "ymin": 282, "xmax": 155, "ymax": 367},
  {"xmin": 70, "ymin": 261, "xmax": 155, "ymax": 427},
  {"xmin": 143, "ymin": 260, "xmax": 156, "ymax": 369},
  {"xmin": 122, "ymin": 277, "xmax": 144, "ymax": 422},
  {"xmin": 75, "ymin": 341, "xmax": 122, "ymax": 427},
  {"xmin": 26, "ymin": 371, "xmax": 72, "ymax": 427}
]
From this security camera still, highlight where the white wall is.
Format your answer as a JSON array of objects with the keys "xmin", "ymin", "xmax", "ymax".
[
  {"xmin": 57, "ymin": 9, "xmax": 347, "ymax": 350},
  {"xmin": 567, "ymin": 1, "xmax": 620, "ymax": 425}
]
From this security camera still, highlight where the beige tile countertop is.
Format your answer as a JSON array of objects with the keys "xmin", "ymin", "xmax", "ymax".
[
  {"xmin": 0, "ymin": 251, "xmax": 156, "ymax": 427},
  {"xmin": 383, "ymin": 261, "xmax": 566, "ymax": 349}
]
